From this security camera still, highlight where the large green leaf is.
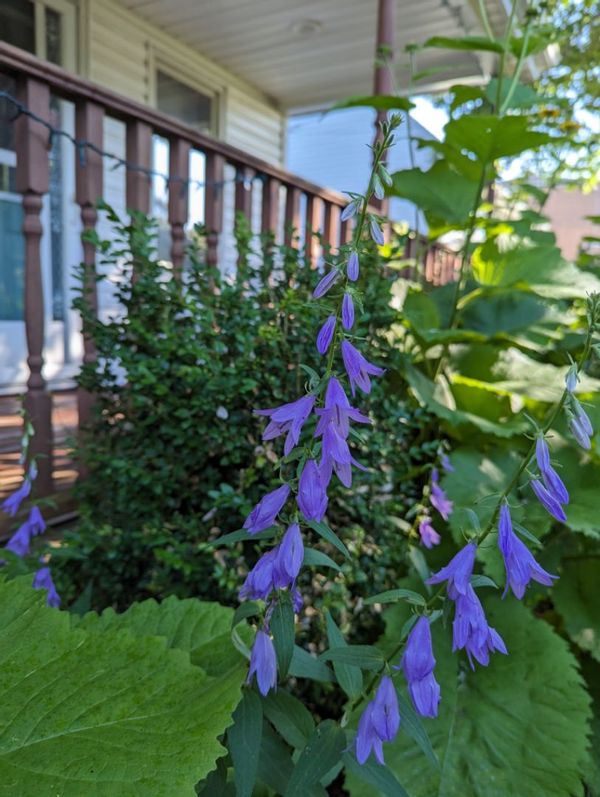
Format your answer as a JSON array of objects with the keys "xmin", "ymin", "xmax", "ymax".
[
  {"xmin": 422, "ymin": 35, "xmax": 503, "ymax": 53},
  {"xmin": 331, "ymin": 95, "xmax": 414, "ymax": 112},
  {"xmin": 347, "ymin": 597, "xmax": 592, "ymax": 797},
  {"xmin": 471, "ymin": 241, "xmax": 563, "ymax": 288},
  {"xmin": 0, "ymin": 580, "xmax": 245, "ymax": 796},
  {"xmin": 444, "ymin": 115, "xmax": 554, "ymax": 163},
  {"xmin": 553, "ymin": 559, "xmax": 600, "ymax": 661}
]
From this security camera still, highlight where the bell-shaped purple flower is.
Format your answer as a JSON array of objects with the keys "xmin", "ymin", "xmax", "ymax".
[
  {"xmin": 426, "ymin": 541, "xmax": 477, "ymax": 596},
  {"xmin": 313, "ymin": 268, "xmax": 340, "ymax": 299},
  {"xmin": 530, "ymin": 478, "xmax": 567, "ymax": 522},
  {"xmin": 273, "ymin": 523, "xmax": 304, "ymax": 588},
  {"xmin": 315, "ymin": 377, "xmax": 370, "ymax": 440},
  {"xmin": 248, "ymin": 629, "xmax": 277, "ymax": 696},
  {"xmin": 291, "ymin": 587, "xmax": 303, "ymax": 614},
  {"xmin": 565, "ymin": 367, "xmax": 578, "ymax": 394},
  {"xmin": 255, "ymin": 394, "xmax": 315, "ymax": 457},
  {"xmin": 401, "ymin": 617, "xmax": 441, "ymax": 718},
  {"xmin": 316, "ymin": 315, "xmax": 336, "ymax": 355},
  {"xmin": 430, "ymin": 468, "xmax": 453, "ymax": 520},
  {"xmin": 1, "ymin": 477, "xmax": 32, "ymax": 517},
  {"xmin": 341, "ymin": 340, "xmax": 385, "ymax": 396},
  {"xmin": 33, "ymin": 566, "xmax": 60, "ymax": 608},
  {"xmin": 418, "ymin": 517, "xmax": 440, "ymax": 549},
  {"xmin": 342, "ymin": 293, "xmax": 355, "ymax": 330},
  {"xmin": 440, "ymin": 452, "xmax": 455, "ymax": 473},
  {"xmin": 371, "ymin": 675, "xmax": 400, "ymax": 741},
  {"xmin": 498, "ymin": 503, "xmax": 557, "ymax": 599},
  {"xmin": 536, "ymin": 437, "xmax": 569, "ymax": 505},
  {"xmin": 569, "ymin": 415, "xmax": 591, "ymax": 450},
  {"xmin": 4, "ymin": 505, "xmax": 46, "ymax": 558},
  {"xmin": 319, "ymin": 424, "xmax": 366, "ymax": 489},
  {"xmin": 451, "ymin": 584, "xmax": 507, "ymax": 668},
  {"xmin": 341, "ymin": 199, "xmax": 358, "ymax": 222},
  {"xmin": 370, "ymin": 218, "xmax": 384, "ymax": 245},
  {"xmin": 355, "ymin": 703, "xmax": 384, "ymax": 766},
  {"xmin": 243, "ymin": 484, "xmax": 290, "ymax": 535},
  {"xmin": 347, "ymin": 251, "xmax": 360, "ymax": 282},
  {"xmin": 239, "ymin": 548, "xmax": 278, "ymax": 601},
  {"xmin": 297, "ymin": 459, "xmax": 328, "ymax": 522}
]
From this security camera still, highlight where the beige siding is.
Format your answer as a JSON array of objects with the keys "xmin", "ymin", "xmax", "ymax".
[{"xmin": 85, "ymin": 0, "xmax": 285, "ymax": 165}]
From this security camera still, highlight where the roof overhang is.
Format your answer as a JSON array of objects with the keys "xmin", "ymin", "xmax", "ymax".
[{"xmin": 119, "ymin": 0, "xmax": 553, "ymax": 111}]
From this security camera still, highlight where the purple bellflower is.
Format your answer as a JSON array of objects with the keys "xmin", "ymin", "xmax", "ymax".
[
  {"xmin": 451, "ymin": 584, "xmax": 507, "ymax": 668},
  {"xmin": 418, "ymin": 517, "xmax": 441, "ymax": 549},
  {"xmin": 430, "ymin": 468, "xmax": 453, "ymax": 521},
  {"xmin": 316, "ymin": 315, "xmax": 337, "ymax": 355},
  {"xmin": 342, "ymin": 293, "xmax": 355, "ymax": 330},
  {"xmin": 4, "ymin": 505, "xmax": 47, "ymax": 558},
  {"xmin": 565, "ymin": 367, "xmax": 578, "ymax": 394},
  {"xmin": 1, "ymin": 476, "xmax": 32, "ymax": 517},
  {"xmin": 341, "ymin": 340, "xmax": 385, "ymax": 396},
  {"xmin": 440, "ymin": 452, "xmax": 455, "ymax": 473},
  {"xmin": 248, "ymin": 630, "xmax": 277, "ymax": 696},
  {"xmin": 536, "ymin": 437, "xmax": 569, "ymax": 505},
  {"xmin": 297, "ymin": 459, "xmax": 328, "ymax": 522},
  {"xmin": 239, "ymin": 548, "xmax": 278, "ymax": 601},
  {"xmin": 255, "ymin": 394, "xmax": 315, "ymax": 457},
  {"xmin": 498, "ymin": 503, "xmax": 557, "ymax": 599},
  {"xmin": 400, "ymin": 617, "xmax": 441, "ymax": 718},
  {"xmin": 273, "ymin": 523, "xmax": 304, "ymax": 588},
  {"xmin": 426, "ymin": 541, "xmax": 477, "ymax": 596},
  {"xmin": 243, "ymin": 484, "xmax": 290, "ymax": 534},
  {"xmin": 313, "ymin": 269, "xmax": 340, "ymax": 299},
  {"xmin": 370, "ymin": 218, "xmax": 384, "ymax": 245},
  {"xmin": 315, "ymin": 377, "xmax": 371, "ymax": 440},
  {"xmin": 33, "ymin": 566, "xmax": 60, "ymax": 608},
  {"xmin": 355, "ymin": 675, "xmax": 400, "ymax": 765},
  {"xmin": 570, "ymin": 414, "xmax": 592, "ymax": 450},
  {"xmin": 530, "ymin": 478, "xmax": 567, "ymax": 523},
  {"xmin": 347, "ymin": 251, "xmax": 360, "ymax": 282},
  {"xmin": 341, "ymin": 200, "xmax": 358, "ymax": 222}
]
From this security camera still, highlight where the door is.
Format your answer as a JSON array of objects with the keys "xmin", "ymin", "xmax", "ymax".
[{"xmin": 0, "ymin": 0, "xmax": 80, "ymax": 392}]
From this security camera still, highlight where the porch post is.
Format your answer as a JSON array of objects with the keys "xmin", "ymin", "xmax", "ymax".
[
  {"xmin": 372, "ymin": 0, "xmax": 395, "ymax": 213},
  {"xmin": 15, "ymin": 77, "xmax": 53, "ymax": 494}
]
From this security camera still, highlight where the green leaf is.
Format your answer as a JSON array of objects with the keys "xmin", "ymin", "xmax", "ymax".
[
  {"xmin": 365, "ymin": 588, "xmax": 426, "ymax": 606},
  {"xmin": 285, "ymin": 720, "xmax": 347, "ymax": 797},
  {"xmin": 445, "ymin": 115, "xmax": 555, "ymax": 163},
  {"xmin": 207, "ymin": 527, "xmax": 276, "ymax": 546},
  {"xmin": 422, "ymin": 35, "xmax": 503, "ymax": 53},
  {"xmin": 271, "ymin": 596, "xmax": 295, "ymax": 676},
  {"xmin": 289, "ymin": 645, "xmax": 336, "ymax": 682},
  {"xmin": 325, "ymin": 611, "xmax": 363, "ymax": 700},
  {"xmin": 394, "ymin": 689, "xmax": 439, "ymax": 768},
  {"xmin": 553, "ymin": 558, "xmax": 600, "ymax": 661},
  {"xmin": 262, "ymin": 690, "xmax": 315, "ymax": 749},
  {"xmin": 303, "ymin": 547, "xmax": 342, "ymax": 572},
  {"xmin": 347, "ymin": 597, "xmax": 592, "ymax": 797},
  {"xmin": 331, "ymin": 94, "xmax": 414, "ymax": 112},
  {"xmin": 0, "ymin": 580, "xmax": 245, "ymax": 795},
  {"xmin": 484, "ymin": 79, "xmax": 546, "ymax": 109},
  {"xmin": 471, "ymin": 241, "xmax": 563, "ymax": 288},
  {"xmin": 228, "ymin": 690, "xmax": 263, "ymax": 797},
  {"xmin": 342, "ymin": 752, "xmax": 411, "ymax": 797},
  {"xmin": 469, "ymin": 574, "xmax": 498, "ymax": 589},
  {"xmin": 320, "ymin": 645, "xmax": 385, "ymax": 671},
  {"xmin": 232, "ymin": 601, "xmax": 262, "ymax": 627},
  {"xmin": 306, "ymin": 519, "xmax": 351, "ymax": 559},
  {"xmin": 257, "ymin": 719, "xmax": 295, "ymax": 795}
]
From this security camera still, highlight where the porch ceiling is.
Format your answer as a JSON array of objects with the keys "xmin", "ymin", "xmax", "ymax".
[{"xmin": 118, "ymin": 0, "xmax": 511, "ymax": 111}]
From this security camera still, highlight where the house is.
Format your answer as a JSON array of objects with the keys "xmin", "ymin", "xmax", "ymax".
[{"xmin": 0, "ymin": 0, "xmax": 541, "ymax": 494}]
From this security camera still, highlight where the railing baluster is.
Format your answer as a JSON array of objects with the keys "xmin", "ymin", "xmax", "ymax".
[
  {"xmin": 323, "ymin": 202, "xmax": 340, "ymax": 252},
  {"xmin": 340, "ymin": 216, "xmax": 353, "ymax": 245},
  {"xmin": 168, "ymin": 137, "xmax": 190, "ymax": 277},
  {"xmin": 235, "ymin": 165, "xmax": 254, "ymax": 221},
  {"xmin": 125, "ymin": 120, "xmax": 152, "ymax": 214},
  {"xmin": 75, "ymin": 100, "xmax": 104, "ymax": 432},
  {"xmin": 305, "ymin": 193, "xmax": 321, "ymax": 267},
  {"xmin": 284, "ymin": 185, "xmax": 301, "ymax": 247},
  {"xmin": 261, "ymin": 176, "xmax": 280, "ymax": 237},
  {"xmin": 15, "ymin": 76, "xmax": 52, "ymax": 494},
  {"xmin": 205, "ymin": 152, "xmax": 225, "ymax": 273}
]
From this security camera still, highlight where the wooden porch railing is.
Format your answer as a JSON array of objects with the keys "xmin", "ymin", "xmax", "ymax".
[{"xmin": 0, "ymin": 42, "xmax": 460, "ymax": 498}]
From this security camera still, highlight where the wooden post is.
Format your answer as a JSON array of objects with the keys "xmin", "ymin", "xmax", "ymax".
[
  {"xmin": 235, "ymin": 165, "xmax": 254, "ymax": 221},
  {"xmin": 284, "ymin": 186, "xmax": 301, "ymax": 247},
  {"xmin": 126, "ymin": 120, "xmax": 152, "ymax": 214},
  {"xmin": 305, "ymin": 194, "xmax": 321, "ymax": 267},
  {"xmin": 261, "ymin": 176, "xmax": 280, "ymax": 236},
  {"xmin": 15, "ymin": 77, "xmax": 52, "ymax": 494},
  {"xmin": 372, "ymin": 0, "xmax": 395, "ymax": 215},
  {"xmin": 323, "ymin": 202, "xmax": 340, "ymax": 253},
  {"xmin": 168, "ymin": 137, "xmax": 191, "ymax": 277},
  {"xmin": 205, "ymin": 152, "xmax": 225, "ymax": 272},
  {"xmin": 75, "ymin": 100, "xmax": 104, "ymax": 431}
]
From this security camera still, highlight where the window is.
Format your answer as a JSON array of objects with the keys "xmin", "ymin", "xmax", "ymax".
[
  {"xmin": 156, "ymin": 71, "xmax": 214, "ymax": 134},
  {"xmin": 0, "ymin": 0, "xmax": 76, "ymax": 321}
]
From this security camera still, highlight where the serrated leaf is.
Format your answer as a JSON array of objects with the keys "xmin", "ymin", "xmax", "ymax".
[
  {"xmin": 394, "ymin": 689, "xmax": 439, "ymax": 768},
  {"xmin": 347, "ymin": 597, "xmax": 592, "ymax": 797},
  {"xmin": 271, "ymin": 596, "xmax": 295, "ymax": 676},
  {"xmin": 0, "ymin": 580, "xmax": 245, "ymax": 796},
  {"xmin": 257, "ymin": 719, "xmax": 294, "ymax": 795},
  {"xmin": 285, "ymin": 720, "xmax": 347, "ymax": 797},
  {"xmin": 262, "ymin": 690, "xmax": 315, "ymax": 749},
  {"xmin": 320, "ymin": 645, "xmax": 385, "ymax": 671},
  {"xmin": 289, "ymin": 645, "xmax": 336, "ymax": 682},
  {"xmin": 553, "ymin": 558, "xmax": 600, "ymax": 662},
  {"xmin": 325, "ymin": 611, "xmax": 363, "ymax": 700},
  {"xmin": 303, "ymin": 547, "xmax": 342, "ymax": 572},
  {"xmin": 228, "ymin": 690, "xmax": 263, "ymax": 797},
  {"xmin": 306, "ymin": 519, "xmax": 351, "ymax": 559},
  {"xmin": 365, "ymin": 588, "xmax": 426, "ymax": 606}
]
